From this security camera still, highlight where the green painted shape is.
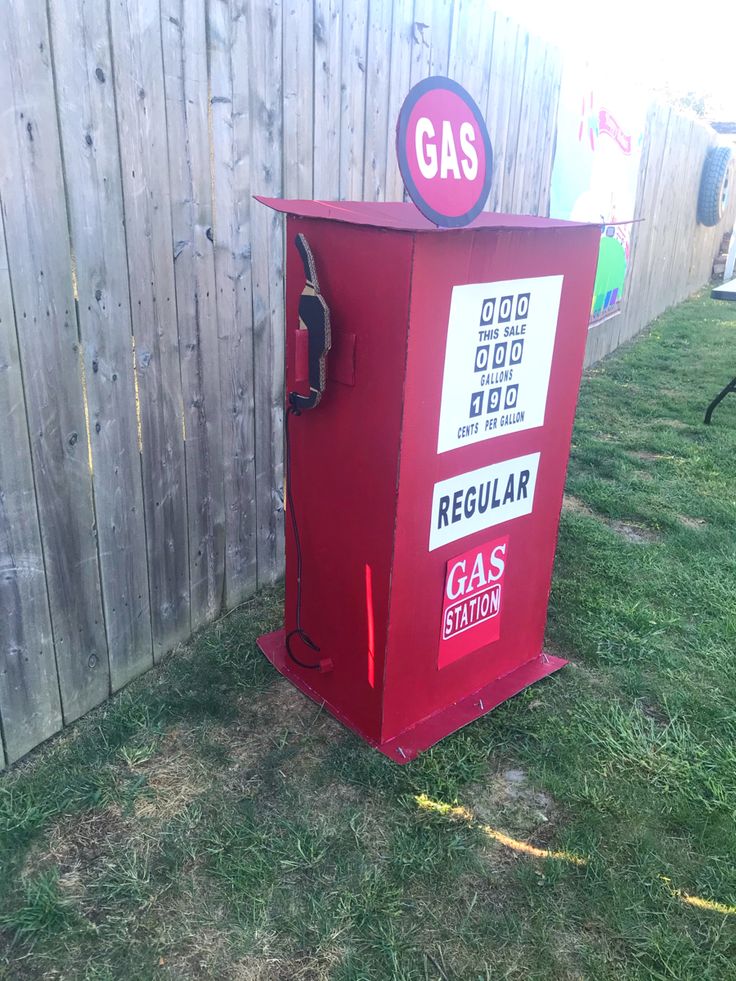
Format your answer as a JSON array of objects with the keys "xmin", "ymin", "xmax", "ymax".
[{"xmin": 593, "ymin": 235, "xmax": 627, "ymax": 311}]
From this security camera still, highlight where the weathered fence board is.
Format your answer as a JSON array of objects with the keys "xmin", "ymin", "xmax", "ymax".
[
  {"xmin": 412, "ymin": 0, "xmax": 453, "ymax": 85},
  {"xmin": 109, "ymin": 0, "xmax": 190, "ymax": 659},
  {"xmin": 208, "ymin": 0, "xmax": 258, "ymax": 608},
  {"xmin": 537, "ymin": 46, "xmax": 563, "ymax": 217},
  {"xmin": 162, "ymin": 0, "xmax": 226, "ymax": 630},
  {"xmin": 509, "ymin": 30, "xmax": 541, "ymax": 213},
  {"xmin": 363, "ymin": 0, "xmax": 394, "ymax": 201},
  {"xmin": 501, "ymin": 28, "xmax": 528, "ymax": 212},
  {"xmin": 339, "ymin": 1, "xmax": 368, "ymax": 200},
  {"xmin": 384, "ymin": 0, "xmax": 414, "ymax": 202},
  {"xmin": 248, "ymin": 0, "xmax": 284, "ymax": 586},
  {"xmin": 0, "ymin": 1, "xmax": 109, "ymax": 726},
  {"xmin": 1, "ymin": 0, "xmax": 731, "ymax": 764},
  {"xmin": 48, "ymin": 0, "xmax": 153, "ymax": 691},
  {"xmin": 313, "ymin": 0, "xmax": 342, "ymax": 200},
  {"xmin": 485, "ymin": 15, "xmax": 519, "ymax": 212},
  {"xmin": 448, "ymin": 1, "xmax": 494, "ymax": 119},
  {"xmin": 284, "ymin": 0, "xmax": 315, "ymax": 199},
  {"xmin": 0, "ymin": 184, "xmax": 61, "ymax": 763}
]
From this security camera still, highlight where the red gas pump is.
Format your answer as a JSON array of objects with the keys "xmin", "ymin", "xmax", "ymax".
[
  {"xmin": 257, "ymin": 77, "xmax": 601, "ymax": 762},
  {"xmin": 256, "ymin": 199, "xmax": 600, "ymax": 762}
]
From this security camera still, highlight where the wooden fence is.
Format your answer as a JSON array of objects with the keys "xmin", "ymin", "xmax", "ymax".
[{"xmin": 0, "ymin": 0, "xmax": 729, "ymax": 766}]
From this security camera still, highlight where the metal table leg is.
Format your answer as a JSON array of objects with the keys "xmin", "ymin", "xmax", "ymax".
[{"xmin": 704, "ymin": 376, "xmax": 736, "ymax": 424}]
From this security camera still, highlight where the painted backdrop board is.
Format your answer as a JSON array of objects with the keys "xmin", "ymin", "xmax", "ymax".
[{"xmin": 550, "ymin": 64, "xmax": 645, "ymax": 323}]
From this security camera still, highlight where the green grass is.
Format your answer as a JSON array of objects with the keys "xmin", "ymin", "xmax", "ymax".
[{"xmin": 2, "ymin": 290, "xmax": 736, "ymax": 979}]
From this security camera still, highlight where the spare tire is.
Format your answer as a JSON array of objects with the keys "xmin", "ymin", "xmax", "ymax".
[{"xmin": 697, "ymin": 145, "xmax": 733, "ymax": 227}]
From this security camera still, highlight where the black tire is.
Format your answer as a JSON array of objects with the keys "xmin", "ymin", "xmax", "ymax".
[{"xmin": 697, "ymin": 145, "xmax": 733, "ymax": 227}]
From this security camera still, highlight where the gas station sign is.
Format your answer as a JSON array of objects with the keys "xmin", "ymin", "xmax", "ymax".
[
  {"xmin": 439, "ymin": 535, "xmax": 509, "ymax": 669},
  {"xmin": 396, "ymin": 76, "xmax": 493, "ymax": 228}
]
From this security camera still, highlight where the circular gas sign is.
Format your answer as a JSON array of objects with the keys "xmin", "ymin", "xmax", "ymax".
[{"xmin": 396, "ymin": 76, "xmax": 493, "ymax": 228}]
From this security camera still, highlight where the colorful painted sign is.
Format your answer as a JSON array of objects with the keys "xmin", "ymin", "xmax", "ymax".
[
  {"xmin": 550, "ymin": 67, "xmax": 645, "ymax": 323},
  {"xmin": 396, "ymin": 76, "xmax": 493, "ymax": 227}
]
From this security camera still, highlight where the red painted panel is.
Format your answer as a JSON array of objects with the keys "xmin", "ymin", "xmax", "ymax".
[
  {"xmin": 255, "ymin": 196, "xmax": 599, "ymax": 232},
  {"xmin": 381, "ymin": 225, "xmax": 601, "ymax": 741},
  {"xmin": 281, "ymin": 218, "xmax": 413, "ymax": 743},
  {"xmin": 295, "ymin": 327, "xmax": 356, "ymax": 386},
  {"xmin": 259, "ymin": 628, "xmax": 566, "ymax": 763}
]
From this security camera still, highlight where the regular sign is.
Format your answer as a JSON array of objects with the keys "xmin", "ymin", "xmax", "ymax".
[{"xmin": 396, "ymin": 76, "xmax": 493, "ymax": 227}]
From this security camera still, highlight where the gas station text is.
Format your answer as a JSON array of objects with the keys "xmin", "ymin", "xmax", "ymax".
[
  {"xmin": 443, "ymin": 584, "xmax": 500, "ymax": 639},
  {"xmin": 438, "ymin": 536, "xmax": 509, "ymax": 665}
]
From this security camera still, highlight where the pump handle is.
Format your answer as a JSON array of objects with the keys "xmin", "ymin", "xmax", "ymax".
[{"xmin": 289, "ymin": 234, "xmax": 331, "ymax": 412}]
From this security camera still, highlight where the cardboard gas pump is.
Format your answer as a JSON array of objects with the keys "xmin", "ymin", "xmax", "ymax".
[{"xmin": 257, "ymin": 78, "xmax": 601, "ymax": 762}]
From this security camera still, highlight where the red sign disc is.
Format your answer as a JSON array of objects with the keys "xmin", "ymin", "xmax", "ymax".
[{"xmin": 396, "ymin": 76, "xmax": 493, "ymax": 228}]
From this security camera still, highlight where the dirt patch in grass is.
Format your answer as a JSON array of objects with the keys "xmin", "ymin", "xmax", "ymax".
[
  {"xmin": 215, "ymin": 681, "xmax": 342, "ymax": 799},
  {"xmin": 465, "ymin": 767, "xmax": 555, "ymax": 841},
  {"xmin": 608, "ymin": 519, "xmax": 659, "ymax": 544},
  {"xmin": 232, "ymin": 951, "xmax": 340, "ymax": 981},
  {"xmin": 548, "ymin": 931, "xmax": 590, "ymax": 981},
  {"xmin": 563, "ymin": 659, "xmax": 616, "ymax": 693},
  {"xmin": 23, "ymin": 807, "xmax": 128, "ymax": 883},
  {"xmin": 562, "ymin": 494, "xmax": 596, "ymax": 517},
  {"xmin": 230, "ymin": 679, "xmax": 330, "ymax": 752},
  {"xmin": 154, "ymin": 919, "xmax": 240, "ymax": 980},
  {"xmin": 677, "ymin": 513, "xmax": 706, "ymax": 530},
  {"xmin": 563, "ymin": 496, "xmax": 659, "ymax": 543},
  {"xmin": 627, "ymin": 449, "xmax": 670, "ymax": 462},
  {"xmin": 129, "ymin": 732, "xmax": 212, "ymax": 822},
  {"xmin": 636, "ymin": 699, "xmax": 670, "ymax": 728}
]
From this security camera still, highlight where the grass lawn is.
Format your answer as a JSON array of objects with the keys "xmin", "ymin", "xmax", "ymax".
[{"xmin": 2, "ymin": 291, "xmax": 736, "ymax": 980}]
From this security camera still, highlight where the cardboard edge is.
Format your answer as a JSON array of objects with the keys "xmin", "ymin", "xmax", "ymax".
[{"xmin": 257, "ymin": 628, "xmax": 566, "ymax": 764}]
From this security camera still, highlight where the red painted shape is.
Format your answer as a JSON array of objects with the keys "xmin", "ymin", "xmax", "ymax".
[
  {"xmin": 257, "ymin": 201, "xmax": 601, "ymax": 761},
  {"xmin": 365, "ymin": 564, "xmax": 375, "ymax": 688},
  {"xmin": 296, "ymin": 328, "xmax": 355, "ymax": 386},
  {"xmin": 395, "ymin": 77, "xmax": 492, "ymax": 227},
  {"xmin": 330, "ymin": 330, "xmax": 356, "ymax": 386},
  {"xmin": 294, "ymin": 328, "xmax": 308, "ymax": 383},
  {"xmin": 404, "ymin": 88, "xmax": 486, "ymax": 216},
  {"xmin": 439, "ymin": 535, "xmax": 508, "ymax": 669},
  {"xmin": 255, "ymin": 196, "xmax": 600, "ymax": 231},
  {"xmin": 598, "ymin": 108, "xmax": 632, "ymax": 154}
]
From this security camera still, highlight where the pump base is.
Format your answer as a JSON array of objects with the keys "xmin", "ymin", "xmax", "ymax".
[{"xmin": 257, "ymin": 629, "xmax": 566, "ymax": 764}]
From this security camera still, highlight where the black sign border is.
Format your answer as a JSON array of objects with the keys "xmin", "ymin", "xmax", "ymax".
[{"xmin": 396, "ymin": 75, "xmax": 494, "ymax": 229}]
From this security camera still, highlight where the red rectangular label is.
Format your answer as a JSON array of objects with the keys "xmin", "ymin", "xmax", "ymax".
[{"xmin": 439, "ymin": 535, "xmax": 508, "ymax": 668}]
